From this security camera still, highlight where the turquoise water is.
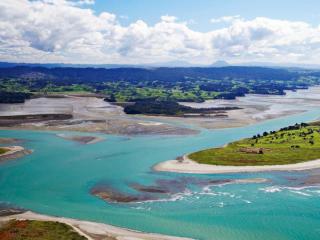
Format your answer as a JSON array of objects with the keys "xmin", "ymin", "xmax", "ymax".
[{"xmin": 1, "ymin": 110, "xmax": 320, "ymax": 239}]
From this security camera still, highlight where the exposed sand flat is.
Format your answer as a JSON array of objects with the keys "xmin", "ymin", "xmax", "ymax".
[
  {"xmin": 0, "ymin": 96, "xmax": 198, "ymax": 136},
  {"xmin": 138, "ymin": 122, "xmax": 163, "ymax": 126},
  {"xmin": 2, "ymin": 86, "xmax": 320, "ymax": 134},
  {"xmin": 57, "ymin": 134, "xmax": 105, "ymax": 144},
  {"xmin": 0, "ymin": 146, "xmax": 32, "ymax": 162},
  {"xmin": 154, "ymin": 155, "xmax": 320, "ymax": 174},
  {"xmin": 178, "ymin": 86, "xmax": 320, "ymax": 129},
  {"xmin": 0, "ymin": 211, "xmax": 192, "ymax": 240},
  {"xmin": 0, "ymin": 138, "xmax": 19, "ymax": 144}
]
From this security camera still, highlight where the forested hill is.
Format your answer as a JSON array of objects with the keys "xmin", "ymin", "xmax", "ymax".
[
  {"xmin": 0, "ymin": 65, "xmax": 319, "ymax": 103},
  {"xmin": 0, "ymin": 66, "xmax": 299, "ymax": 83}
]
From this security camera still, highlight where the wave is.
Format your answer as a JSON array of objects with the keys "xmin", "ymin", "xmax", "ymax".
[
  {"xmin": 259, "ymin": 185, "xmax": 320, "ymax": 197},
  {"xmin": 134, "ymin": 189, "xmax": 194, "ymax": 204}
]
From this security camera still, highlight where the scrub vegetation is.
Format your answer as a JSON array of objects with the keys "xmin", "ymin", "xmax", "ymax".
[
  {"xmin": 0, "ymin": 220, "xmax": 87, "ymax": 240},
  {"xmin": 123, "ymin": 100, "xmax": 239, "ymax": 116},
  {"xmin": 0, "ymin": 148, "xmax": 9, "ymax": 155}
]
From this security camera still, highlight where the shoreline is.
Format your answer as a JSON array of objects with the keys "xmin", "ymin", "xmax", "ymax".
[
  {"xmin": 154, "ymin": 154, "xmax": 320, "ymax": 174},
  {"xmin": 0, "ymin": 211, "xmax": 192, "ymax": 240}
]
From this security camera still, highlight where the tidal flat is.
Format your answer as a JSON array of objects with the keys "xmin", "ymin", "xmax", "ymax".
[{"xmin": 1, "ymin": 87, "xmax": 320, "ymax": 136}]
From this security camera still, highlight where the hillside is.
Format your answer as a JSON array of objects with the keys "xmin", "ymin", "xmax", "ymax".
[
  {"xmin": 0, "ymin": 66, "xmax": 319, "ymax": 103},
  {"xmin": 189, "ymin": 123, "xmax": 320, "ymax": 166}
]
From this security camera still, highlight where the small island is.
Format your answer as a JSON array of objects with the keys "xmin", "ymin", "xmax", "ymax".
[
  {"xmin": 0, "ymin": 146, "xmax": 31, "ymax": 162},
  {"xmin": 123, "ymin": 100, "xmax": 239, "ymax": 117},
  {"xmin": 155, "ymin": 122, "xmax": 320, "ymax": 174}
]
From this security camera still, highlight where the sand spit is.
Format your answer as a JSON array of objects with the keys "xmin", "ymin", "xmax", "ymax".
[
  {"xmin": 154, "ymin": 155, "xmax": 320, "ymax": 174},
  {"xmin": 0, "ymin": 211, "xmax": 192, "ymax": 240}
]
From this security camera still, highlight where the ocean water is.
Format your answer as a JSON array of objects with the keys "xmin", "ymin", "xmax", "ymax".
[{"xmin": 1, "ymin": 110, "xmax": 320, "ymax": 240}]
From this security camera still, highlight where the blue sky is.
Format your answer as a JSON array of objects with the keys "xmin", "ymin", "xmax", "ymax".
[{"xmin": 91, "ymin": 0, "xmax": 320, "ymax": 31}]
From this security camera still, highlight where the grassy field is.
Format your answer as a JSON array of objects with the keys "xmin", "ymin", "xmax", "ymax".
[
  {"xmin": 0, "ymin": 220, "xmax": 87, "ymax": 240},
  {"xmin": 189, "ymin": 123, "xmax": 320, "ymax": 166},
  {"xmin": 0, "ymin": 148, "xmax": 9, "ymax": 155}
]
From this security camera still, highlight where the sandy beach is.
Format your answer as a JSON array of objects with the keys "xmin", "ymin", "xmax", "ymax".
[
  {"xmin": 0, "ymin": 211, "xmax": 192, "ymax": 240},
  {"xmin": 154, "ymin": 155, "xmax": 320, "ymax": 174}
]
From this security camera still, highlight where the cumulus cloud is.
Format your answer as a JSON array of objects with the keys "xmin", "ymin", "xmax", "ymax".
[
  {"xmin": 1, "ymin": 0, "xmax": 320, "ymax": 64},
  {"xmin": 210, "ymin": 15, "xmax": 242, "ymax": 24},
  {"xmin": 76, "ymin": 0, "xmax": 95, "ymax": 5}
]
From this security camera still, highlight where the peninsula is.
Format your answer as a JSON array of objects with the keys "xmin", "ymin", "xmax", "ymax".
[{"xmin": 155, "ymin": 122, "xmax": 320, "ymax": 174}]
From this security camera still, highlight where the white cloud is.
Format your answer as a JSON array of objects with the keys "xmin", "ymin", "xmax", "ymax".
[
  {"xmin": 160, "ymin": 15, "xmax": 178, "ymax": 23},
  {"xmin": 211, "ymin": 15, "xmax": 242, "ymax": 24},
  {"xmin": 1, "ymin": 1, "xmax": 320, "ymax": 64},
  {"xmin": 76, "ymin": 0, "xmax": 95, "ymax": 5}
]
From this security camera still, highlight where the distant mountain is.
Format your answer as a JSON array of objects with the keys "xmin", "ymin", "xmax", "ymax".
[
  {"xmin": 0, "ymin": 65, "xmax": 299, "ymax": 83},
  {"xmin": 210, "ymin": 60, "xmax": 229, "ymax": 67}
]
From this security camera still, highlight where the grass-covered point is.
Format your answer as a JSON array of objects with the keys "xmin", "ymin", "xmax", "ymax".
[
  {"xmin": 189, "ymin": 123, "xmax": 320, "ymax": 166},
  {"xmin": 0, "ymin": 220, "xmax": 87, "ymax": 240}
]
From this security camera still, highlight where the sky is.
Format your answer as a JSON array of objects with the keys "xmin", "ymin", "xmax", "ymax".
[
  {"xmin": 1, "ymin": 0, "xmax": 320, "ymax": 65},
  {"xmin": 92, "ymin": 0, "xmax": 320, "ymax": 32}
]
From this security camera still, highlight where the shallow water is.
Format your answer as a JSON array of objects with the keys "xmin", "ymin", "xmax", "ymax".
[{"xmin": 1, "ymin": 110, "xmax": 320, "ymax": 240}]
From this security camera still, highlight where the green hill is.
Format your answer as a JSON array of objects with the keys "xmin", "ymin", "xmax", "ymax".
[{"xmin": 189, "ymin": 123, "xmax": 320, "ymax": 166}]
